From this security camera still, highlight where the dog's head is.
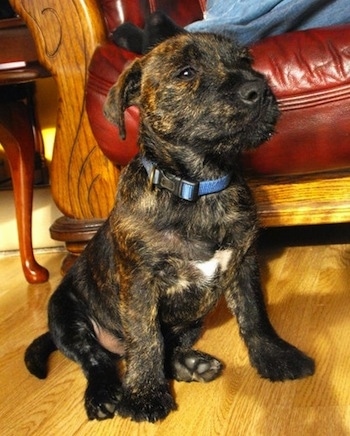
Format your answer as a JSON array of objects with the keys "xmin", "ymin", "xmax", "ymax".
[{"xmin": 104, "ymin": 32, "xmax": 279, "ymax": 170}]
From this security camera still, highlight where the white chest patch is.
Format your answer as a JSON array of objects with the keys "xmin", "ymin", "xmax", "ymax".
[{"xmin": 195, "ymin": 249, "xmax": 232, "ymax": 280}]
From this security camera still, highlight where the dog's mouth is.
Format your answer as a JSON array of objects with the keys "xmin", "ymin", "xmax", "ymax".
[
  {"xmin": 227, "ymin": 95, "xmax": 279, "ymax": 151},
  {"xmin": 251, "ymin": 94, "xmax": 279, "ymax": 124}
]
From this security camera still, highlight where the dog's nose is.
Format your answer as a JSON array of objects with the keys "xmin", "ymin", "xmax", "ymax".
[{"xmin": 238, "ymin": 80, "xmax": 266, "ymax": 105}]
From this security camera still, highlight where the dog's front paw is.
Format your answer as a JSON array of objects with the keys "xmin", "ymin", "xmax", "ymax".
[
  {"xmin": 171, "ymin": 350, "xmax": 223, "ymax": 382},
  {"xmin": 119, "ymin": 384, "xmax": 176, "ymax": 422},
  {"xmin": 85, "ymin": 382, "xmax": 123, "ymax": 420},
  {"xmin": 249, "ymin": 337, "xmax": 315, "ymax": 382}
]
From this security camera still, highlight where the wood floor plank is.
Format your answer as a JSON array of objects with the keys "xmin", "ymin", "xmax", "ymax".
[{"xmin": 1, "ymin": 227, "xmax": 350, "ymax": 435}]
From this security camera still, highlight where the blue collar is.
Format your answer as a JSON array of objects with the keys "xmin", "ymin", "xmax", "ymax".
[{"xmin": 141, "ymin": 156, "xmax": 232, "ymax": 202}]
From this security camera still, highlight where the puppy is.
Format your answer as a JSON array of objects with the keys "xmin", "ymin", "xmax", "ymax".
[{"xmin": 25, "ymin": 31, "xmax": 315, "ymax": 423}]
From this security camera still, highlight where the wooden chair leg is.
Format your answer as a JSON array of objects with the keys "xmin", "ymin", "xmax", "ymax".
[{"xmin": 0, "ymin": 102, "xmax": 49, "ymax": 284}]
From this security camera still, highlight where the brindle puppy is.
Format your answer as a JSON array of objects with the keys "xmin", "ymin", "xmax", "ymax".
[{"xmin": 25, "ymin": 32, "xmax": 314, "ymax": 423}]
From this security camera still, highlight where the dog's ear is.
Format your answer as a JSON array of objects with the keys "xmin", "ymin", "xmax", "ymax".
[
  {"xmin": 103, "ymin": 59, "xmax": 142, "ymax": 140},
  {"xmin": 112, "ymin": 11, "xmax": 186, "ymax": 55},
  {"xmin": 112, "ymin": 23, "xmax": 144, "ymax": 55},
  {"xmin": 142, "ymin": 11, "xmax": 186, "ymax": 53}
]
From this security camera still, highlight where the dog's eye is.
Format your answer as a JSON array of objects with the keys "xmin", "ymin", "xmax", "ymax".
[{"xmin": 177, "ymin": 67, "xmax": 196, "ymax": 80}]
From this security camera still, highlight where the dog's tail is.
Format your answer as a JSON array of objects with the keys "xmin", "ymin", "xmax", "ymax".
[{"xmin": 24, "ymin": 332, "xmax": 57, "ymax": 379}]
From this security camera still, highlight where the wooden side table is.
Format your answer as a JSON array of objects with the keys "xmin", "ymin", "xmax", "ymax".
[{"xmin": 0, "ymin": 17, "xmax": 50, "ymax": 283}]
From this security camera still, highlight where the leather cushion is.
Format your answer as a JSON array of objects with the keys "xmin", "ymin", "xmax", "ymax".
[
  {"xmin": 87, "ymin": 24, "xmax": 350, "ymax": 175},
  {"xmin": 245, "ymin": 25, "xmax": 350, "ymax": 175}
]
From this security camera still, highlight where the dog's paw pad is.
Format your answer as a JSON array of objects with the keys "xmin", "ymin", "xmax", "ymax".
[
  {"xmin": 172, "ymin": 350, "xmax": 223, "ymax": 382},
  {"xmin": 96, "ymin": 402, "xmax": 117, "ymax": 419}
]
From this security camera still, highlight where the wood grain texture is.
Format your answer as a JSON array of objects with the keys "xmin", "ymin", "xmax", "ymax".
[
  {"xmin": 10, "ymin": 0, "xmax": 119, "ymax": 219},
  {"xmin": 249, "ymin": 170, "xmax": 350, "ymax": 227},
  {"xmin": 1, "ymin": 226, "xmax": 350, "ymax": 435}
]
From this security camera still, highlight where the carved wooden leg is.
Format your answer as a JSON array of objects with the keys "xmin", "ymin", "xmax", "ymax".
[{"xmin": 0, "ymin": 103, "xmax": 49, "ymax": 284}]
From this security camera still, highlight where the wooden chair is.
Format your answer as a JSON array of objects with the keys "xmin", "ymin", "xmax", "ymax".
[
  {"xmin": 9, "ymin": 0, "xmax": 350, "ymax": 270},
  {"xmin": 0, "ymin": 16, "xmax": 49, "ymax": 283}
]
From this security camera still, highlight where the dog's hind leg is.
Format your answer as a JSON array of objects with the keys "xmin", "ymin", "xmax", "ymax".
[
  {"xmin": 83, "ymin": 358, "xmax": 123, "ymax": 420},
  {"xmin": 170, "ymin": 349, "xmax": 223, "ymax": 382},
  {"xmin": 164, "ymin": 322, "xmax": 223, "ymax": 383},
  {"xmin": 48, "ymin": 287, "xmax": 123, "ymax": 420}
]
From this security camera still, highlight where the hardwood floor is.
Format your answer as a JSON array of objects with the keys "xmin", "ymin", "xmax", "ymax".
[{"xmin": 1, "ymin": 225, "xmax": 350, "ymax": 435}]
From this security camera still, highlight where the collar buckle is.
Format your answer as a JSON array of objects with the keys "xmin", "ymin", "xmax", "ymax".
[{"xmin": 152, "ymin": 167, "xmax": 200, "ymax": 201}]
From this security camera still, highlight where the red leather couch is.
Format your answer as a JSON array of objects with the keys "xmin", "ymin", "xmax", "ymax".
[{"xmin": 87, "ymin": 0, "xmax": 350, "ymax": 227}]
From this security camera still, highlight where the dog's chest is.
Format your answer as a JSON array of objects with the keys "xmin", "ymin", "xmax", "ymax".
[
  {"xmin": 158, "ymin": 231, "xmax": 233, "ymax": 290},
  {"xmin": 160, "ymin": 247, "xmax": 233, "ymax": 324},
  {"xmin": 193, "ymin": 248, "xmax": 232, "ymax": 280},
  {"xmin": 163, "ymin": 247, "xmax": 233, "ymax": 298}
]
